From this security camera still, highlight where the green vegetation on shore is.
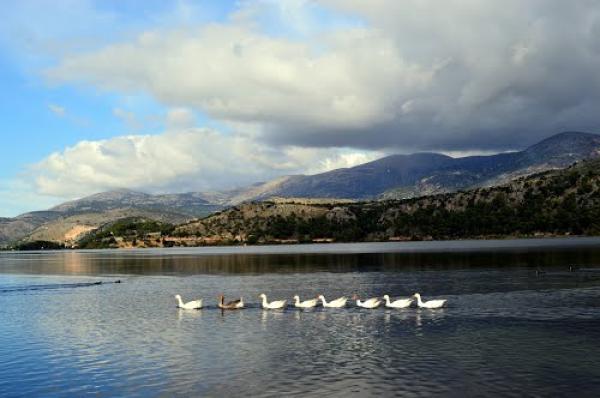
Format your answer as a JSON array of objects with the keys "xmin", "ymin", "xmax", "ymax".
[{"xmin": 76, "ymin": 218, "xmax": 174, "ymax": 249}]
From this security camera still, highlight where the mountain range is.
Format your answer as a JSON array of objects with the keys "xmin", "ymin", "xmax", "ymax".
[
  {"xmin": 171, "ymin": 156, "xmax": 600, "ymax": 245},
  {"xmin": 1, "ymin": 131, "xmax": 599, "ymax": 247},
  {"xmin": 233, "ymin": 131, "xmax": 600, "ymax": 201}
]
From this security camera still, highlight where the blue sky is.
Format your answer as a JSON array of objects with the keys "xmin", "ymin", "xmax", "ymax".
[
  {"xmin": 0, "ymin": 0, "xmax": 371, "ymax": 217},
  {"xmin": 1, "ymin": 1, "xmax": 599, "ymax": 216},
  {"xmin": 0, "ymin": 0, "xmax": 235, "ymax": 167},
  {"xmin": 0, "ymin": 1, "xmax": 238, "ymax": 215}
]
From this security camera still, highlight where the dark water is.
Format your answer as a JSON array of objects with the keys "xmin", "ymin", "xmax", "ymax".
[{"xmin": 1, "ymin": 238, "xmax": 600, "ymax": 397}]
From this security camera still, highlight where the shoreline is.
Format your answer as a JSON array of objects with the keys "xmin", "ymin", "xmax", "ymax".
[{"xmin": 3, "ymin": 235, "xmax": 600, "ymax": 256}]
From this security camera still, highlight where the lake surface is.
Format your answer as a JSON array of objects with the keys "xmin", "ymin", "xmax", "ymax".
[{"xmin": 1, "ymin": 238, "xmax": 600, "ymax": 397}]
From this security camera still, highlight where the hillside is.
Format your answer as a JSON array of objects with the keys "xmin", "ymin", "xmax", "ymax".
[
  {"xmin": 0, "ymin": 211, "xmax": 63, "ymax": 246},
  {"xmin": 22, "ymin": 208, "xmax": 187, "ymax": 247},
  {"xmin": 241, "ymin": 131, "xmax": 600, "ymax": 201},
  {"xmin": 172, "ymin": 158, "xmax": 600, "ymax": 244},
  {"xmin": 0, "ymin": 190, "xmax": 221, "ymax": 247},
  {"xmin": 50, "ymin": 189, "xmax": 221, "ymax": 217}
]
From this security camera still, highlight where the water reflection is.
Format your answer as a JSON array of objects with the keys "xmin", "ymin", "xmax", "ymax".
[
  {"xmin": 177, "ymin": 308, "xmax": 202, "ymax": 323},
  {"xmin": 2, "ymin": 238, "xmax": 600, "ymax": 276},
  {"xmin": 1, "ymin": 270, "xmax": 600, "ymax": 396},
  {"xmin": 2, "ymin": 241, "xmax": 600, "ymax": 396}
]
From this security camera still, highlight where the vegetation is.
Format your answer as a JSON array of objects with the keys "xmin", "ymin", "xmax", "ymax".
[
  {"xmin": 77, "ymin": 217, "xmax": 174, "ymax": 249},
  {"xmin": 13, "ymin": 240, "xmax": 65, "ymax": 250},
  {"xmin": 175, "ymin": 158, "xmax": 600, "ymax": 243}
]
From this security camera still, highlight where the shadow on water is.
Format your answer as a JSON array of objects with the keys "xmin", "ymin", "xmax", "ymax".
[{"xmin": 0, "ymin": 280, "xmax": 121, "ymax": 293}]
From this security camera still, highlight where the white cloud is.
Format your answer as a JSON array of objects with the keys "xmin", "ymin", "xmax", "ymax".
[
  {"xmin": 0, "ymin": 179, "xmax": 58, "ymax": 217},
  {"xmin": 166, "ymin": 108, "xmax": 195, "ymax": 129},
  {"xmin": 47, "ymin": 103, "xmax": 66, "ymax": 117},
  {"xmin": 45, "ymin": 0, "xmax": 600, "ymax": 152},
  {"xmin": 46, "ymin": 22, "xmax": 434, "ymax": 133},
  {"xmin": 113, "ymin": 108, "xmax": 143, "ymax": 131},
  {"xmin": 30, "ymin": 128, "xmax": 381, "ymax": 198}
]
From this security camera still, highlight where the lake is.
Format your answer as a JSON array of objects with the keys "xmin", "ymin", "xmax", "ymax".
[{"xmin": 1, "ymin": 238, "xmax": 600, "ymax": 397}]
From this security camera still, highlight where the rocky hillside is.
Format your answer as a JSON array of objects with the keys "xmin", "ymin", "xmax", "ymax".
[
  {"xmin": 23, "ymin": 208, "xmax": 187, "ymax": 247},
  {"xmin": 243, "ymin": 131, "xmax": 600, "ymax": 201},
  {"xmin": 50, "ymin": 189, "xmax": 221, "ymax": 216},
  {"xmin": 0, "ymin": 190, "xmax": 216, "ymax": 247},
  {"xmin": 172, "ymin": 158, "xmax": 600, "ymax": 244},
  {"xmin": 0, "ymin": 211, "xmax": 63, "ymax": 246}
]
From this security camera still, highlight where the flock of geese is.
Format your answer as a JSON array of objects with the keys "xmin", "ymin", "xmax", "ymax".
[{"xmin": 175, "ymin": 293, "xmax": 446, "ymax": 310}]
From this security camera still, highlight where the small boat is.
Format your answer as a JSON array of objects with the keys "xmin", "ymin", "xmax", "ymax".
[
  {"xmin": 293, "ymin": 295, "xmax": 318, "ymax": 308},
  {"xmin": 318, "ymin": 295, "xmax": 347, "ymax": 308},
  {"xmin": 218, "ymin": 294, "xmax": 244, "ymax": 310},
  {"xmin": 383, "ymin": 294, "xmax": 412, "ymax": 308},
  {"xmin": 353, "ymin": 295, "xmax": 381, "ymax": 309},
  {"xmin": 413, "ymin": 293, "xmax": 446, "ymax": 309},
  {"xmin": 175, "ymin": 294, "xmax": 203, "ymax": 309},
  {"xmin": 259, "ymin": 293, "xmax": 287, "ymax": 309}
]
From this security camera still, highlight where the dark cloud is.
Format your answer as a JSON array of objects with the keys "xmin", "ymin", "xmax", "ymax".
[{"xmin": 48, "ymin": 0, "xmax": 600, "ymax": 153}]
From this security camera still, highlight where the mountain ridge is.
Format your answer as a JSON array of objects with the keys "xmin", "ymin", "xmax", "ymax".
[
  {"xmin": 169, "ymin": 156, "xmax": 600, "ymax": 245},
  {"xmin": 2, "ymin": 131, "xmax": 599, "ymax": 246}
]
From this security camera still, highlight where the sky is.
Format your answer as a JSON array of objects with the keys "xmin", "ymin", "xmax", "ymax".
[{"xmin": 1, "ymin": 0, "xmax": 600, "ymax": 216}]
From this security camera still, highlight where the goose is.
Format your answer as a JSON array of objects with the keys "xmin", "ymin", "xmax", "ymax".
[
  {"xmin": 318, "ymin": 295, "xmax": 347, "ymax": 308},
  {"xmin": 353, "ymin": 295, "xmax": 382, "ymax": 309},
  {"xmin": 259, "ymin": 293, "xmax": 287, "ymax": 309},
  {"xmin": 383, "ymin": 294, "xmax": 412, "ymax": 309},
  {"xmin": 413, "ymin": 293, "xmax": 446, "ymax": 309},
  {"xmin": 174, "ymin": 294, "xmax": 203, "ymax": 310},
  {"xmin": 218, "ymin": 294, "xmax": 244, "ymax": 310},
  {"xmin": 293, "ymin": 295, "xmax": 318, "ymax": 308}
]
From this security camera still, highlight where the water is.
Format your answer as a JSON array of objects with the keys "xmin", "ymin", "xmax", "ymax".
[{"xmin": 1, "ymin": 238, "xmax": 600, "ymax": 397}]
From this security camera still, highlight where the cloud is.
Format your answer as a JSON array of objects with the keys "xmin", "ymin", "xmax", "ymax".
[
  {"xmin": 45, "ymin": 0, "xmax": 600, "ymax": 152},
  {"xmin": 0, "ymin": 179, "xmax": 58, "ymax": 217},
  {"xmin": 30, "ymin": 128, "xmax": 381, "ymax": 198},
  {"xmin": 166, "ymin": 108, "xmax": 195, "ymax": 129},
  {"xmin": 47, "ymin": 103, "xmax": 66, "ymax": 117},
  {"xmin": 113, "ymin": 108, "xmax": 143, "ymax": 131},
  {"xmin": 47, "ymin": 25, "xmax": 431, "ymax": 130}
]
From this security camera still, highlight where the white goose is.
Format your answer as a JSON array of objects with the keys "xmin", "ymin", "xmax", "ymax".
[
  {"xmin": 259, "ymin": 293, "xmax": 287, "ymax": 309},
  {"xmin": 413, "ymin": 293, "xmax": 446, "ymax": 309},
  {"xmin": 318, "ymin": 295, "xmax": 348, "ymax": 308},
  {"xmin": 174, "ymin": 294, "xmax": 203, "ymax": 309},
  {"xmin": 353, "ymin": 295, "xmax": 382, "ymax": 309},
  {"xmin": 293, "ymin": 295, "xmax": 318, "ymax": 308},
  {"xmin": 383, "ymin": 294, "xmax": 412, "ymax": 308}
]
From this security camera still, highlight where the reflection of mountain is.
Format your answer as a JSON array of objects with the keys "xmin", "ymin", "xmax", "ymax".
[{"xmin": 4, "ymin": 240, "xmax": 600, "ymax": 278}]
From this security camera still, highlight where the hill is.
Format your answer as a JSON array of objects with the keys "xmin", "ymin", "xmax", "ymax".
[
  {"xmin": 237, "ymin": 132, "xmax": 600, "ymax": 201},
  {"xmin": 172, "ymin": 157, "xmax": 600, "ymax": 244},
  {"xmin": 0, "ymin": 211, "xmax": 63, "ymax": 246},
  {"xmin": 49, "ymin": 189, "xmax": 221, "ymax": 216},
  {"xmin": 0, "ymin": 190, "xmax": 220, "ymax": 247}
]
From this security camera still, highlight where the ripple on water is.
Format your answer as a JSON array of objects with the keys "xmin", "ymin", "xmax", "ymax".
[{"xmin": 1, "ymin": 270, "xmax": 600, "ymax": 396}]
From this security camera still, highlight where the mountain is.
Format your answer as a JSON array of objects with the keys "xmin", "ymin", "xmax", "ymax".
[
  {"xmin": 0, "ymin": 211, "xmax": 63, "ymax": 245},
  {"xmin": 0, "ymin": 189, "xmax": 222, "ymax": 247},
  {"xmin": 2, "ymin": 131, "xmax": 599, "ymax": 247},
  {"xmin": 232, "ymin": 132, "xmax": 600, "ymax": 201},
  {"xmin": 173, "ymin": 157, "xmax": 600, "ymax": 244},
  {"xmin": 50, "ymin": 189, "xmax": 221, "ymax": 217}
]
